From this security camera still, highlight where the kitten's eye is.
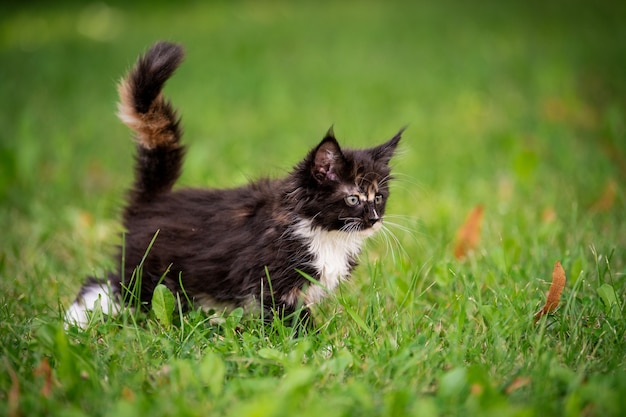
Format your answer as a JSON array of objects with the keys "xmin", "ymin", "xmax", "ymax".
[
  {"xmin": 375, "ymin": 194, "xmax": 383, "ymax": 205},
  {"xmin": 344, "ymin": 195, "xmax": 360, "ymax": 207}
]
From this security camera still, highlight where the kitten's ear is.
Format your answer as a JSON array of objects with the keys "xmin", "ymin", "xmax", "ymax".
[
  {"xmin": 370, "ymin": 127, "xmax": 405, "ymax": 164},
  {"xmin": 311, "ymin": 127, "xmax": 346, "ymax": 184}
]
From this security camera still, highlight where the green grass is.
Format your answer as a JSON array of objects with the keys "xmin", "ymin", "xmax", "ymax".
[{"xmin": 1, "ymin": 0, "xmax": 626, "ymax": 416}]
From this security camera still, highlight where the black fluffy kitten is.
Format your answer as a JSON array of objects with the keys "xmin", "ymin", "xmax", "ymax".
[{"xmin": 66, "ymin": 41, "xmax": 403, "ymax": 329}]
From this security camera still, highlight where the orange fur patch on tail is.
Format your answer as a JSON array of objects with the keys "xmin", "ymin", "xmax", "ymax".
[{"xmin": 117, "ymin": 78, "xmax": 178, "ymax": 149}]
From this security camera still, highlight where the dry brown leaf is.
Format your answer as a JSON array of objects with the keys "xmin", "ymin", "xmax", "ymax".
[
  {"xmin": 541, "ymin": 207, "xmax": 557, "ymax": 224},
  {"xmin": 33, "ymin": 357, "xmax": 53, "ymax": 398},
  {"xmin": 542, "ymin": 97, "xmax": 568, "ymax": 122},
  {"xmin": 121, "ymin": 386, "xmax": 136, "ymax": 401},
  {"xmin": 453, "ymin": 205, "xmax": 484, "ymax": 260},
  {"xmin": 6, "ymin": 360, "xmax": 20, "ymax": 417},
  {"xmin": 542, "ymin": 97, "xmax": 598, "ymax": 129},
  {"xmin": 590, "ymin": 179, "xmax": 617, "ymax": 213},
  {"xmin": 534, "ymin": 261, "xmax": 567, "ymax": 323},
  {"xmin": 78, "ymin": 210, "xmax": 95, "ymax": 228},
  {"xmin": 470, "ymin": 383, "xmax": 484, "ymax": 396},
  {"xmin": 505, "ymin": 376, "xmax": 531, "ymax": 394}
]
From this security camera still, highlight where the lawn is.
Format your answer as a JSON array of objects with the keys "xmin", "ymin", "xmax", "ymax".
[{"xmin": 1, "ymin": 0, "xmax": 625, "ymax": 416}]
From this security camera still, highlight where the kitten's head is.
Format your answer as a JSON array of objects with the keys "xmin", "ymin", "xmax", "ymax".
[{"xmin": 293, "ymin": 127, "xmax": 403, "ymax": 235}]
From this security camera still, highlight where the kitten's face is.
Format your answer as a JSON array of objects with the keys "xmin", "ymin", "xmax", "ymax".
[
  {"xmin": 296, "ymin": 128, "xmax": 402, "ymax": 234},
  {"xmin": 334, "ymin": 170, "xmax": 389, "ymax": 234}
]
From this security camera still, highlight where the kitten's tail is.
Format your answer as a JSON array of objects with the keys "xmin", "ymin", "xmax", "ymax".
[{"xmin": 117, "ymin": 41, "xmax": 185, "ymax": 203}]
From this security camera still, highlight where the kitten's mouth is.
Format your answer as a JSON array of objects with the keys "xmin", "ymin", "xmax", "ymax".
[
  {"xmin": 367, "ymin": 219, "xmax": 383, "ymax": 233},
  {"xmin": 341, "ymin": 218, "xmax": 383, "ymax": 236}
]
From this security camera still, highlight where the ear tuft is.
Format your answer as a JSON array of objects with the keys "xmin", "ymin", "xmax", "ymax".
[
  {"xmin": 311, "ymin": 135, "xmax": 345, "ymax": 184},
  {"xmin": 370, "ymin": 127, "xmax": 405, "ymax": 164},
  {"xmin": 325, "ymin": 125, "xmax": 336, "ymax": 140}
]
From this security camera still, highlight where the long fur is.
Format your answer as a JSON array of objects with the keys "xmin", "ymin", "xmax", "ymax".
[
  {"xmin": 66, "ymin": 41, "xmax": 403, "ymax": 330},
  {"xmin": 117, "ymin": 42, "xmax": 185, "ymax": 203}
]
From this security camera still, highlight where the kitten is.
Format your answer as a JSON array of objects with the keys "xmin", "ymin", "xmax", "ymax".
[{"xmin": 65, "ymin": 41, "xmax": 403, "ymax": 329}]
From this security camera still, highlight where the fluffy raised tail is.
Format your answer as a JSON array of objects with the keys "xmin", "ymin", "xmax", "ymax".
[{"xmin": 117, "ymin": 41, "xmax": 186, "ymax": 203}]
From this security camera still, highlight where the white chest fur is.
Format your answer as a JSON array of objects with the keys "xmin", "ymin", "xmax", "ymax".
[{"xmin": 292, "ymin": 219, "xmax": 370, "ymax": 305}]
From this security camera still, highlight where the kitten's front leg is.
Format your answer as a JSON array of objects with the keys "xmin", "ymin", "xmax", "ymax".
[
  {"xmin": 286, "ymin": 305, "xmax": 314, "ymax": 337},
  {"xmin": 262, "ymin": 303, "xmax": 314, "ymax": 335},
  {"xmin": 292, "ymin": 305, "xmax": 314, "ymax": 334}
]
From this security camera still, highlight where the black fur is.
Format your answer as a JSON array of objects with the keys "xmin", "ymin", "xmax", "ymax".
[
  {"xmin": 129, "ymin": 42, "xmax": 184, "ymax": 114},
  {"xmin": 132, "ymin": 145, "xmax": 186, "ymax": 204},
  {"xmin": 70, "ymin": 41, "xmax": 403, "ymax": 327}
]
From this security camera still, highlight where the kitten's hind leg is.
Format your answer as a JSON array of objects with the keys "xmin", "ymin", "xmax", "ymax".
[{"xmin": 64, "ymin": 276, "xmax": 122, "ymax": 330}]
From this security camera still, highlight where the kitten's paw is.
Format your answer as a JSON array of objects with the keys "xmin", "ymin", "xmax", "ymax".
[{"xmin": 64, "ymin": 283, "xmax": 121, "ymax": 330}]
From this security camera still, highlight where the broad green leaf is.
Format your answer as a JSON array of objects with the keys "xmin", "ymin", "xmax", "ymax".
[
  {"xmin": 226, "ymin": 307, "xmax": 244, "ymax": 327},
  {"xmin": 513, "ymin": 149, "xmax": 538, "ymax": 182},
  {"xmin": 597, "ymin": 284, "xmax": 620, "ymax": 319},
  {"xmin": 321, "ymin": 348, "xmax": 353, "ymax": 375},
  {"xmin": 198, "ymin": 352, "xmax": 226, "ymax": 396},
  {"xmin": 439, "ymin": 367, "xmax": 468, "ymax": 400},
  {"xmin": 279, "ymin": 368, "xmax": 315, "ymax": 394},
  {"xmin": 258, "ymin": 348, "xmax": 287, "ymax": 363},
  {"xmin": 151, "ymin": 284, "xmax": 175, "ymax": 328}
]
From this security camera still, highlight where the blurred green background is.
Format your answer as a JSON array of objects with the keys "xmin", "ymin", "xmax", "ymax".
[
  {"xmin": 1, "ymin": 1, "xmax": 626, "ymax": 415},
  {"xmin": 1, "ymin": 0, "xmax": 625, "ymax": 311}
]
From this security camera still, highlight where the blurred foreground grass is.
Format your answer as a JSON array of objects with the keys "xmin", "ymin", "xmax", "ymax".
[{"xmin": 1, "ymin": 1, "xmax": 625, "ymax": 416}]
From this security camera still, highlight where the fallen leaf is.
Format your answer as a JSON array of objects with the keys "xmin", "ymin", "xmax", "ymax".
[
  {"xmin": 542, "ymin": 97, "xmax": 568, "ymax": 122},
  {"xmin": 497, "ymin": 176, "xmax": 514, "ymax": 203},
  {"xmin": 453, "ymin": 205, "xmax": 484, "ymax": 260},
  {"xmin": 590, "ymin": 179, "xmax": 617, "ymax": 213},
  {"xmin": 33, "ymin": 357, "xmax": 53, "ymax": 398},
  {"xmin": 78, "ymin": 210, "xmax": 94, "ymax": 228},
  {"xmin": 121, "ymin": 386, "xmax": 135, "ymax": 401},
  {"xmin": 7, "ymin": 361, "xmax": 20, "ymax": 417},
  {"xmin": 534, "ymin": 261, "xmax": 567, "ymax": 323},
  {"xmin": 505, "ymin": 376, "xmax": 531, "ymax": 394},
  {"xmin": 470, "ymin": 383, "xmax": 484, "ymax": 396},
  {"xmin": 542, "ymin": 97, "xmax": 597, "ymax": 129},
  {"xmin": 541, "ymin": 207, "xmax": 557, "ymax": 224}
]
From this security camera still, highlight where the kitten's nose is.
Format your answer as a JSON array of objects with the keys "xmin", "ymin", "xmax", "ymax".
[{"xmin": 367, "ymin": 207, "xmax": 380, "ymax": 226}]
